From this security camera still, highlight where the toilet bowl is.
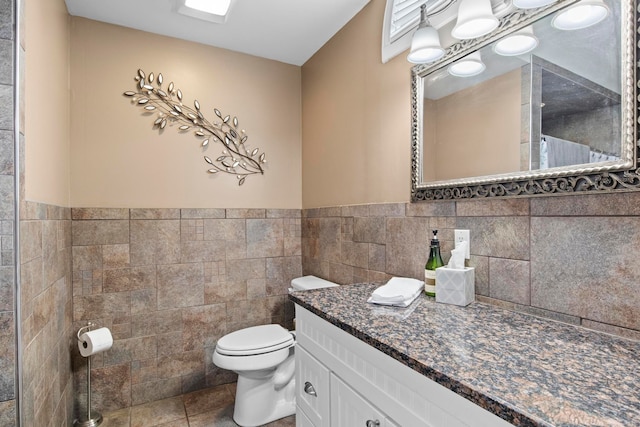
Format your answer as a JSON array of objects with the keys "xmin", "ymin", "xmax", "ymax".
[{"xmin": 212, "ymin": 275, "xmax": 338, "ymax": 427}]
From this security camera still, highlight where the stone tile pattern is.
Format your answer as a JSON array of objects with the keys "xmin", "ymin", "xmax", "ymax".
[
  {"xmin": 19, "ymin": 203, "xmax": 74, "ymax": 427},
  {"xmin": 0, "ymin": 0, "xmax": 15, "ymax": 425},
  {"xmin": 291, "ymin": 283, "xmax": 640, "ymax": 427},
  {"xmin": 99, "ymin": 383, "xmax": 295, "ymax": 427},
  {"xmin": 71, "ymin": 208, "xmax": 302, "ymax": 415},
  {"xmin": 303, "ymin": 195, "xmax": 640, "ymax": 340}
]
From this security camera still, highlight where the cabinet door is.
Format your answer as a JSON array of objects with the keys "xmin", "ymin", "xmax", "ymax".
[
  {"xmin": 330, "ymin": 374, "xmax": 386, "ymax": 427},
  {"xmin": 296, "ymin": 406, "xmax": 316, "ymax": 427},
  {"xmin": 296, "ymin": 346, "xmax": 331, "ymax": 427}
]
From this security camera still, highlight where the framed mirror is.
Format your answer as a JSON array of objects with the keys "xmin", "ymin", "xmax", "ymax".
[{"xmin": 411, "ymin": 0, "xmax": 637, "ymax": 201}]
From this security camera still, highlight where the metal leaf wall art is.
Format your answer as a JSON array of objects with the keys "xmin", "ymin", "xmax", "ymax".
[{"xmin": 123, "ymin": 69, "xmax": 266, "ymax": 186}]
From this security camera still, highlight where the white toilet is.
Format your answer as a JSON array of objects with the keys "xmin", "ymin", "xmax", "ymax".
[{"xmin": 212, "ymin": 275, "xmax": 338, "ymax": 427}]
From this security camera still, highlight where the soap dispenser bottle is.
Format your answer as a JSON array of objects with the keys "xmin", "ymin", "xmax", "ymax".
[{"xmin": 424, "ymin": 229, "xmax": 444, "ymax": 297}]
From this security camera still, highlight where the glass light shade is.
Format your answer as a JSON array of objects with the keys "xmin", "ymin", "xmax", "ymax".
[
  {"xmin": 407, "ymin": 25, "xmax": 445, "ymax": 64},
  {"xmin": 512, "ymin": 0, "xmax": 557, "ymax": 8},
  {"xmin": 451, "ymin": 0, "xmax": 499, "ymax": 39},
  {"xmin": 551, "ymin": 0, "xmax": 609, "ymax": 30},
  {"xmin": 448, "ymin": 52, "xmax": 486, "ymax": 77},
  {"xmin": 184, "ymin": 0, "xmax": 231, "ymax": 16},
  {"xmin": 493, "ymin": 28, "xmax": 539, "ymax": 56}
]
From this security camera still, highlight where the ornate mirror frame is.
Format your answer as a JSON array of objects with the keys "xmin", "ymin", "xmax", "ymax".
[{"xmin": 410, "ymin": 0, "xmax": 637, "ymax": 201}]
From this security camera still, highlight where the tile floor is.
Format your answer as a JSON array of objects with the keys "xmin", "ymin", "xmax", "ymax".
[{"xmin": 100, "ymin": 383, "xmax": 296, "ymax": 427}]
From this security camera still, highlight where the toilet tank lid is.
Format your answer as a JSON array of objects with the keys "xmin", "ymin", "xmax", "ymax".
[{"xmin": 290, "ymin": 275, "xmax": 338, "ymax": 291}]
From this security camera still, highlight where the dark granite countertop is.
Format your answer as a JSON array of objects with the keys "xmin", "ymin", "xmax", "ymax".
[{"xmin": 289, "ymin": 282, "xmax": 640, "ymax": 427}]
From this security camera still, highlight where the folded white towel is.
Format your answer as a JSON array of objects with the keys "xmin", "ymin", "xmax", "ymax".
[{"xmin": 367, "ymin": 277, "xmax": 424, "ymax": 307}]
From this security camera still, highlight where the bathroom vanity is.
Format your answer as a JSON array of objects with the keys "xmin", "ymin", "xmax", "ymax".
[{"xmin": 290, "ymin": 283, "xmax": 640, "ymax": 427}]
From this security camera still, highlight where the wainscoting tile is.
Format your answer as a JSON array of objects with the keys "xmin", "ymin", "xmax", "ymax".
[
  {"xmin": 353, "ymin": 217, "xmax": 385, "ymax": 244},
  {"xmin": 72, "ymin": 245, "xmax": 102, "ymax": 271},
  {"xmin": 131, "ymin": 378, "xmax": 183, "ymax": 407},
  {"xmin": 581, "ymin": 319, "xmax": 640, "ymax": 341},
  {"xmin": 0, "ymin": 0, "xmax": 12, "ymax": 40},
  {"xmin": 103, "ymin": 266, "xmax": 156, "ymax": 293},
  {"xmin": 489, "ymin": 258, "xmax": 530, "ymax": 305},
  {"xmin": 74, "ymin": 292, "xmax": 130, "ymax": 321},
  {"xmin": 0, "ymin": 85, "xmax": 13, "ymax": 130},
  {"xmin": 531, "ymin": 216, "xmax": 640, "ymax": 331},
  {"xmin": 0, "ymin": 130, "xmax": 13, "ymax": 175},
  {"xmin": 102, "ymin": 244, "xmax": 130, "ymax": 269},
  {"xmin": 203, "ymin": 219, "xmax": 245, "ymax": 244},
  {"xmin": 341, "ymin": 204, "xmax": 370, "ymax": 218},
  {"xmin": 0, "ymin": 317, "xmax": 15, "ymax": 401},
  {"xmin": 247, "ymin": 219, "xmax": 284, "ymax": 258},
  {"xmin": 71, "ymin": 208, "xmax": 129, "ymax": 220},
  {"xmin": 368, "ymin": 244, "xmax": 386, "ymax": 273},
  {"xmin": 456, "ymin": 199, "xmax": 530, "ymax": 217},
  {"xmin": 226, "ymin": 209, "xmax": 265, "ymax": 219},
  {"xmin": 468, "ymin": 255, "xmax": 489, "ymax": 296},
  {"xmin": 130, "ymin": 209, "xmax": 180, "ymax": 220},
  {"xmin": 369, "ymin": 203, "xmax": 405, "ymax": 217},
  {"xmin": 180, "ymin": 240, "xmax": 225, "ymax": 263},
  {"xmin": 0, "ymin": 40, "xmax": 10, "ymax": 85},
  {"xmin": 157, "ymin": 264, "xmax": 204, "ymax": 310},
  {"xmin": 77, "ymin": 364, "xmax": 131, "ymax": 413},
  {"xmin": 182, "ymin": 304, "xmax": 226, "ymax": 351},
  {"xmin": 19, "ymin": 221, "xmax": 41, "ymax": 265},
  {"xmin": 385, "ymin": 217, "xmax": 431, "ymax": 279},
  {"xmin": 405, "ymin": 201, "xmax": 454, "ymax": 217},
  {"xmin": 266, "ymin": 209, "xmax": 301, "ymax": 218},
  {"xmin": 304, "ymin": 207, "xmax": 342, "ymax": 218},
  {"xmin": 341, "ymin": 241, "xmax": 368, "ymax": 269},
  {"xmin": 0, "ymin": 266, "xmax": 13, "ymax": 311},
  {"xmin": 156, "ymin": 221, "xmax": 181, "ymax": 265},
  {"xmin": 180, "ymin": 208, "xmax": 225, "ymax": 219},
  {"xmin": 531, "ymin": 192, "xmax": 640, "ymax": 216},
  {"xmin": 318, "ymin": 218, "xmax": 341, "ymax": 263},
  {"xmin": 72, "ymin": 220, "xmax": 129, "ymax": 246},
  {"xmin": 0, "ymin": 400, "xmax": 15, "ymax": 427},
  {"xmin": 205, "ymin": 278, "xmax": 246, "ymax": 305},
  {"xmin": 456, "ymin": 216, "xmax": 529, "ymax": 260}
]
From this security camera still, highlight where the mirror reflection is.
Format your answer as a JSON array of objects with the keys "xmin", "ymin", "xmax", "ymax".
[{"xmin": 420, "ymin": 0, "xmax": 622, "ymax": 184}]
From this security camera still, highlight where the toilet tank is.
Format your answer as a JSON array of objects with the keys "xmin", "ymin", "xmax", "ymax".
[{"xmin": 290, "ymin": 275, "xmax": 338, "ymax": 292}]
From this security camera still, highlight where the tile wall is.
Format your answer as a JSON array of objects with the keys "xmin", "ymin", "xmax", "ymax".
[
  {"xmin": 19, "ymin": 202, "xmax": 74, "ymax": 426},
  {"xmin": 302, "ymin": 194, "xmax": 640, "ymax": 341},
  {"xmin": 0, "ymin": 0, "xmax": 16, "ymax": 424},
  {"xmin": 70, "ymin": 208, "xmax": 302, "ymax": 415}
]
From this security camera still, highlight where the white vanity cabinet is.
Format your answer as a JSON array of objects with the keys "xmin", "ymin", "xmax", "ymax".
[{"xmin": 294, "ymin": 305, "xmax": 513, "ymax": 427}]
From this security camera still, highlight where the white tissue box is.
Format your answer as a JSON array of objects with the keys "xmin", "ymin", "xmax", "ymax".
[{"xmin": 435, "ymin": 267, "xmax": 475, "ymax": 306}]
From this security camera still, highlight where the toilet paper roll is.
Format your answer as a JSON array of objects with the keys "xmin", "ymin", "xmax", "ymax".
[{"xmin": 78, "ymin": 327, "xmax": 113, "ymax": 357}]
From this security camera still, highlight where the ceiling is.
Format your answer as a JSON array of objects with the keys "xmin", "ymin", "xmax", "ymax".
[{"xmin": 64, "ymin": 0, "xmax": 371, "ymax": 66}]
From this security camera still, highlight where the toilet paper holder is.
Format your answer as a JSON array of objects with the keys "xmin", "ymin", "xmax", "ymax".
[{"xmin": 74, "ymin": 322, "xmax": 104, "ymax": 427}]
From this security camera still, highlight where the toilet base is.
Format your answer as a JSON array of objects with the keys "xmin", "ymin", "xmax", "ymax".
[{"xmin": 232, "ymin": 361, "xmax": 296, "ymax": 426}]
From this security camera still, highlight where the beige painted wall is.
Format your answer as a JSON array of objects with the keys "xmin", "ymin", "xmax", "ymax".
[
  {"xmin": 24, "ymin": 0, "xmax": 71, "ymax": 206},
  {"xmin": 69, "ymin": 18, "xmax": 302, "ymax": 208},
  {"xmin": 301, "ymin": 0, "xmax": 413, "ymax": 208}
]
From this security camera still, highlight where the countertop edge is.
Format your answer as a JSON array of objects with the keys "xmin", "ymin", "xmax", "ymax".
[{"xmin": 289, "ymin": 293, "xmax": 551, "ymax": 427}]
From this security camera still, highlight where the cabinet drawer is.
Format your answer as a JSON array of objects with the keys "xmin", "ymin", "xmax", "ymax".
[
  {"xmin": 296, "ymin": 346, "xmax": 331, "ymax": 427},
  {"xmin": 330, "ymin": 374, "xmax": 386, "ymax": 427}
]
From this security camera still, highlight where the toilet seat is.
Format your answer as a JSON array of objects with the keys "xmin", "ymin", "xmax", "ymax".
[{"xmin": 216, "ymin": 324, "xmax": 294, "ymax": 356}]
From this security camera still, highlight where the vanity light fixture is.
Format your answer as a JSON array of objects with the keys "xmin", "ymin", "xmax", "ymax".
[
  {"xmin": 551, "ymin": 0, "xmax": 609, "ymax": 30},
  {"xmin": 407, "ymin": 4, "xmax": 446, "ymax": 64},
  {"xmin": 451, "ymin": 0, "xmax": 499, "ymax": 40},
  {"xmin": 512, "ymin": 0, "xmax": 557, "ymax": 8},
  {"xmin": 178, "ymin": 0, "xmax": 234, "ymax": 24},
  {"xmin": 493, "ymin": 27, "xmax": 539, "ymax": 56},
  {"xmin": 448, "ymin": 51, "xmax": 486, "ymax": 77}
]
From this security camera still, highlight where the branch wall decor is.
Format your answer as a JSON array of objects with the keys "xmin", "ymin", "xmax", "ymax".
[{"xmin": 123, "ymin": 69, "xmax": 266, "ymax": 186}]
